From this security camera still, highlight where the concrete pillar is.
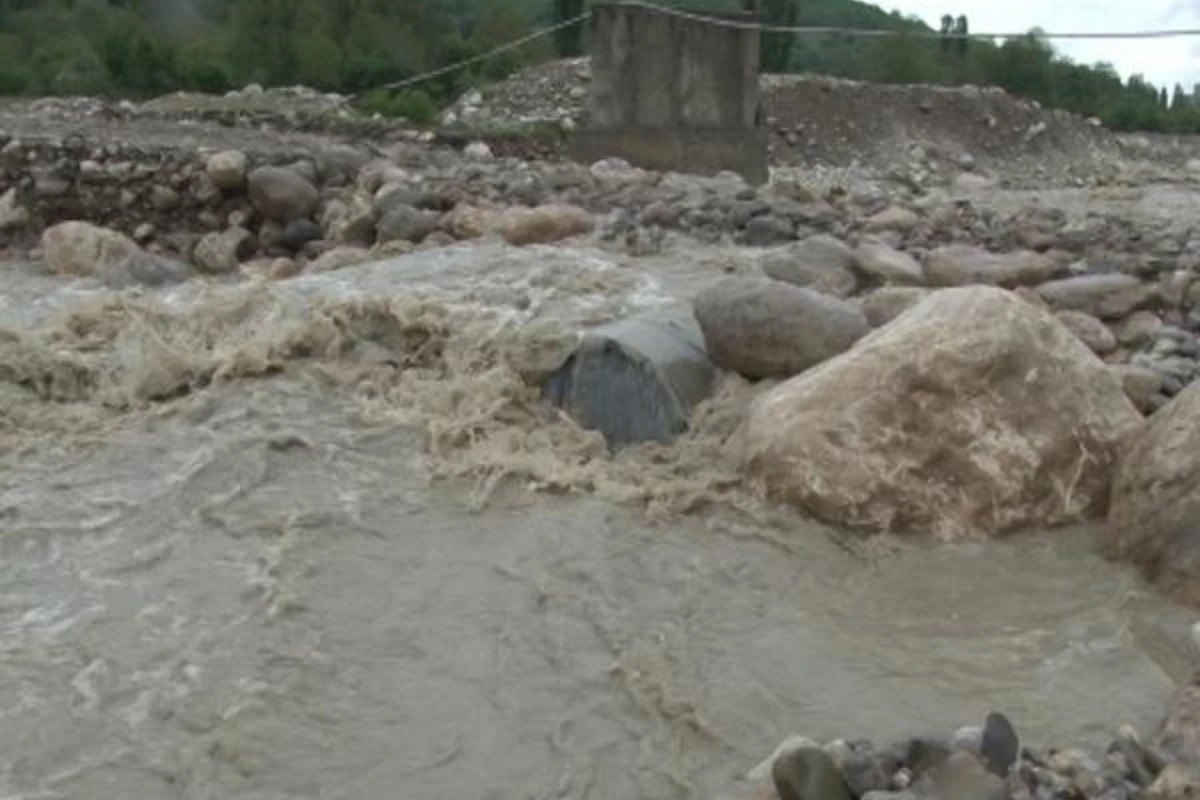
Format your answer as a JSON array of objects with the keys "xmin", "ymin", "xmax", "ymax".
[{"xmin": 568, "ymin": 1, "xmax": 768, "ymax": 186}]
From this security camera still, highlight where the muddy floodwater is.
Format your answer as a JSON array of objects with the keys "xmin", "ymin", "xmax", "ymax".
[{"xmin": 0, "ymin": 231, "xmax": 1196, "ymax": 800}]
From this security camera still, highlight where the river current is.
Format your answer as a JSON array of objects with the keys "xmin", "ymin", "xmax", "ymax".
[{"xmin": 0, "ymin": 239, "xmax": 1194, "ymax": 800}]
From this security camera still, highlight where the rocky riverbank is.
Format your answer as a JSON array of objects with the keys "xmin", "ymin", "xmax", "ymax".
[
  {"xmin": 3, "ymin": 92, "xmax": 1200, "ymax": 579},
  {"xmin": 443, "ymin": 57, "xmax": 1200, "ymax": 188},
  {"xmin": 7, "ymin": 120, "xmax": 1198, "ymax": 402},
  {"xmin": 742, "ymin": 699, "xmax": 1200, "ymax": 800},
  {"xmin": 4, "ymin": 81, "xmax": 1200, "ymax": 799},
  {"xmin": 741, "ymin": 626, "xmax": 1200, "ymax": 800}
]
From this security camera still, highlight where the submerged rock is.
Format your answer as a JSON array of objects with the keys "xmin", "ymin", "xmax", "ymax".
[
  {"xmin": 541, "ymin": 316, "xmax": 716, "ymax": 446},
  {"xmin": 740, "ymin": 286, "xmax": 1142, "ymax": 539}
]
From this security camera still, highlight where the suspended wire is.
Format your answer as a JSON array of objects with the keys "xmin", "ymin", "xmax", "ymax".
[
  {"xmin": 361, "ymin": 12, "xmax": 591, "ymax": 96},
  {"xmin": 350, "ymin": 1, "xmax": 1200, "ymax": 99},
  {"xmin": 621, "ymin": 0, "xmax": 1200, "ymax": 39}
]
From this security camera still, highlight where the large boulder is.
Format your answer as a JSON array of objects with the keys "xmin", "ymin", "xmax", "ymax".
[
  {"xmin": 740, "ymin": 287, "xmax": 1142, "ymax": 539},
  {"xmin": 693, "ymin": 275, "xmax": 869, "ymax": 380},
  {"xmin": 1107, "ymin": 381, "xmax": 1200, "ymax": 606},
  {"xmin": 541, "ymin": 317, "xmax": 716, "ymax": 446}
]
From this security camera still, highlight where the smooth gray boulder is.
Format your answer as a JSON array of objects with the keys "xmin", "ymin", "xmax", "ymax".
[
  {"xmin": 247, "ymin": 165, "xmax": 319, "ymax": 223},
  {"xmin": 542, "ymin": 317, "xmax": 716, "ymax": 446},
  {"xmin": 693, "ymin": 275, "xmax": 869, "ymax": 380}
]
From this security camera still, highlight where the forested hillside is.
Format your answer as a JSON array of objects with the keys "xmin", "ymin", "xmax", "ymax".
[{"xmin": 0, "ymin": 0, "xmax": 1197, "ymax": 133}]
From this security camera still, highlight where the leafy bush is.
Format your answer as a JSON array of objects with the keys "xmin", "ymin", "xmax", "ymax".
[
  {"xmin": 357, "ymin": 87, "xmax": 437, "ymax": 125},
  {"xmin": 0, "ymin": 63, "xmax": 30, "ymax": 95}
]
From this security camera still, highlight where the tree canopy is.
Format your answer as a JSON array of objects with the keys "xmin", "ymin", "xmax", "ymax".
[{"xmin": 0, "ymin": 0, "xmax": 1197, "ymax": 134}]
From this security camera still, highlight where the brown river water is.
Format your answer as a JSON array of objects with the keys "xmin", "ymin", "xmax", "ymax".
[{"xmin": 0, "ymin": 233, "xmax": 1196, "ymax": 800}]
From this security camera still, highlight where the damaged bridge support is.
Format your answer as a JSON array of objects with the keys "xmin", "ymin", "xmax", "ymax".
[{"xmin": 568, "ymin": 2, "xmax": 769, "ymax": 186}]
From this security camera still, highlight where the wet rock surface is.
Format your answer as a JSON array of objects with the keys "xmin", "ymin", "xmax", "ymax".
[
  {"xmin": 740, "ymin": 287, "xmax": 1142, "ymax": 538},
  {"xmin": 751, "ymin": 709, "xmax": 1200, "ymax": 800},
  {"xmin": 694, "ymin": 275, "xmax": 869, "ymax": 380},
  {"xmin": 1108, "ymin": 381, "xmax": 1200, "ymax": 606}
]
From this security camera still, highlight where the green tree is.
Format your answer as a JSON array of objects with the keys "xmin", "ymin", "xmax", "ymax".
[
  {"xmin": 760, "ymin": 0, "xmax": 798, "ymax": 73},
  {"xmin": 1173, "ymin": 83, "xmax": 1189, "ymax": 108},
  {"xmin": 863, "ymin": 31, "xmax": 935, "ymax": 84},
  {"xmin": 1, "ymin": 0, "xmax": 1199, "ymax": 138},
  {"xmin": 552, "ymin": 0, "xmax": 586, "ymax": 57},
  {"xmin": 174, "ymin": 36, "xmax": 233, "ymax": 93},
  {"xmin": 982, "ymin": 31, "xmax": 1053, "ymax": 100},
  {"xmin": 471, "ymin": 0, "xmax": 539, "ymax": 80},
  {"xmin": 939, "ymin": 13, "xmax": 953, "ymax": 54}
]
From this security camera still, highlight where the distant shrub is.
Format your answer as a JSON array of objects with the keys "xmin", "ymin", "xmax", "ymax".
[
  {"xmin": 392, "ymin": 89, "xmax": 436, "ymax": 125},
  {"xmin": 357, "ymin": 87, "xmax": 436, "ymax": 126},
  {"xmin": 175, "ymin": 41, "xmax": 234, "ymax": 94},
  {"xmin": 0, "ymin": 63, "xmax": 30, "ymax": 95}
]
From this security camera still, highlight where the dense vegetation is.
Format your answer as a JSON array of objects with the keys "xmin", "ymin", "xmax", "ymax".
[{"xmin": 0, "ymin": 0, "xmax": 1197, "ymax": 133}]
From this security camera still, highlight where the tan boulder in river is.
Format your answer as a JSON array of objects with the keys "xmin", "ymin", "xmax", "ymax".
[
  {"xmin": 740, "ymin": 286, "xmax": 1143, "ymax": 539},
  {"xmin": 1108, "ymin": 380, "xmax": 1200, "ymax": 608}
]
